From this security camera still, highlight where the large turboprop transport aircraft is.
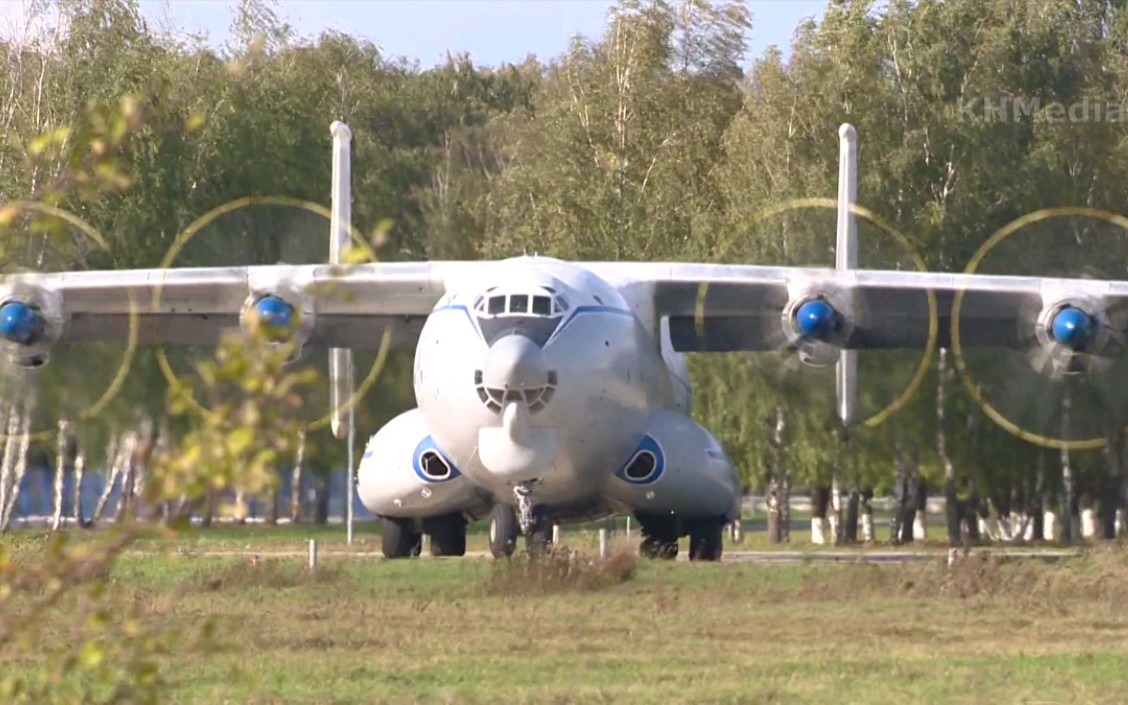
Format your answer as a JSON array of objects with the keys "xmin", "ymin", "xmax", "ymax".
[{"xmin": 2, "ymin": 123, "xmax": 1127, "ymax": 560}]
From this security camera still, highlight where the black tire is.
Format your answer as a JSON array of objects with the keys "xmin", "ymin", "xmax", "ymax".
[
  {"xmin": 489, "ymin": 504, "xmax": 519, "ymax": 558},
  {"xmin": 429, "ymin": 515, "xmax": 467, "ymax": 557},
  {"xmin": 688, "ymin": 520, "xmax": 723, "ymax": 562},
  {"xmin": 638, "ymin": 513, "xmax": 679, "ymax": 560},
  {"xmin": 382, "ymin": 517, "xmax": 421, "ymax": 559}
]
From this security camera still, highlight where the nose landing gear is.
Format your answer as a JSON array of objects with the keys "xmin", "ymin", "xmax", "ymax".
[{"xmin": 488, "ymin": 482, "xmax": 554, "ymax": 559}]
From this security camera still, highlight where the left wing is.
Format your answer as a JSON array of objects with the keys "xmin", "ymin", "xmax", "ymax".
[{"xmin": 589, "ymin": 262, "xmax": 1128, "ymax": 354}]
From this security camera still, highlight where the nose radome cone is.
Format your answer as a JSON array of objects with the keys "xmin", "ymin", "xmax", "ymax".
[{"xmin": 483, "ymin": 334, "xmax": 548, "ymax": 390}]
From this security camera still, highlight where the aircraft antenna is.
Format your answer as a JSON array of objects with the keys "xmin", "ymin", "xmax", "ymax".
[
  {"xmin": 835, "ymin": 123, "xmax": 858, "ymax": 428},
  {"xmin": 329, "ymin": 120, "xmax": 357, "ymax": 544}
]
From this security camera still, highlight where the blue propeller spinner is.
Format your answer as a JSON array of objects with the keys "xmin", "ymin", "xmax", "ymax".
[
  {"xmin": 794, "ymin": 298, "xmax": 838, "ymax": 340},
  {"xmin": 251, "ymin": 295, "xmax": 297, "ymax": 342},
  {"xmin": 1049, "ymin": 305, "xmax": 1094, "ymax": 350},
  {"xmin": 0, "ymin": 301, "xmax": 42, "ymax": 345}
]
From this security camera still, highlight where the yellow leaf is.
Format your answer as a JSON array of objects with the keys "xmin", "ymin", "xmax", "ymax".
[
  {"xmin": 0, "ymin": 204, "xmax": 22, "ymax": 227},
  {"xmin": 77, "ymin": 642, "xmax": 103, "ymax": 670},
  {"xmin": 185, "ymin": 113, "xmax": 206, "ymax": 133}
]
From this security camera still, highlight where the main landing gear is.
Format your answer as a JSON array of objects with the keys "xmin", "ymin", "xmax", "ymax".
[
  {"xmin": 636, "ymin": 512, "xmax": 724, "ymax": 562},
  {"xmin": 381, "ymin": 513, "xmax": 467, "ymax": 559}
]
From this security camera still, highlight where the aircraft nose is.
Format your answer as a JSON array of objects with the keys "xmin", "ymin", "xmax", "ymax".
[{"xmin": 483, "ymin": 334, "xmax": 548, "ymax": 391}]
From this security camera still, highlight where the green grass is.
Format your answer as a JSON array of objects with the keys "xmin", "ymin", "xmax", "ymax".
[{"xmin": 5, "ymin": 530, "xmax": 1128, "ymax": 704}]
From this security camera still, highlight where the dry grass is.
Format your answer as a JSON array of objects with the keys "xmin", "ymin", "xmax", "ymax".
[
  {"xmin": 5, "ymin": 538, "xmax": 1128, "ymax": 704},
  {"xmin": 482, "ymin": 546, "xmax": 638, "ymax": 596}
]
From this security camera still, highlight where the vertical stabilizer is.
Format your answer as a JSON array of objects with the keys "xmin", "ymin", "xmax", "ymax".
[
  {"xmin": 835, "ymin": 123, "xmax": 858, "ymax": 428},
  {"xmin": 329, "ymin": 121, "xmax": 354, "ymax": 440}
]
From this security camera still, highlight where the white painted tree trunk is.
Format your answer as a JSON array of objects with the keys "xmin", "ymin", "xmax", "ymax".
[
  {"xmin": 829, "ymin": 476, "xmax": 841, "ymax": 544},
  {"xmin": 91, "ymin": 435, "xmax": 123, "ymax": 524},
  {"xmin": 913, "ymin": 512, "xmax": 927, "ymax": 541},
  {"xmin": 1116, "ymin": 508, "xmax": 1125, "ymax": 538},
  {"xmin": 51, "ymin": 420, "xmax": 71, "ymax": 531},
  {"xmin": 1081, "ymin": 508, "xmax": 1096, "ymax": 540},
  {"xmin": 1043, "ymin": 510, "xmax": 1059, "ymax": 542},
  {"xmin": 0, "ymin": 405, "xmax": 32, "ymax": 531},
  {"xmin": 811, "ymin": 517, "xmax": 827, "ymax": 545},
  {"xmin": 72, "ymin": 451, "xmax": 86, "ymax": 526},
  {"xmin": 0, "ymin": 407, "xmax": 19, "ymax": 528},
  {"xmin": 861, "ymin": 511, "xmax": 874, "ymax": 542},
  {"xmin": 291, "ymin": 429, "xmax": 307, "ymax": 523}
]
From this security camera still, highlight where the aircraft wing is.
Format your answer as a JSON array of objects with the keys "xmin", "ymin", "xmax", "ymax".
[
  {"xmin": 0, "ymin": 262, "xmax": 458, "ymax": 351},
  {"xmin": 590, "ymin": 262, "xmax": 1128, "ymax": 353}
]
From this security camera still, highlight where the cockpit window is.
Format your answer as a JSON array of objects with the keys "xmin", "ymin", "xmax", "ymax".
[{"xmin": 475, "ymin": 289, "xmax": 568, "ymax": 320}]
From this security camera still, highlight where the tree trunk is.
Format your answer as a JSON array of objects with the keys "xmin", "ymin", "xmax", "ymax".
[
  {"xmin": 843, "ymin": 488, "xmax": 860, "ymax": 544},
  {"xmin": 913, "ymin": 478, "xmax": 927, "ymax": 540},
  {"xmin": 766, "ymin": 406, "xmax": 785, "ymax": 544},
  {"xmin": 1031, "ymin": 454, "xmax": 1045, "ymax": 543},
  {"xmin": 890, "ymin": 443, "xmax": 905, "ymax": 542},
  {"xmin": 901, "ymin": 451, "xmax": 918, "ymax": 543},
  {"xmin": 91, "ymin": 435, "xmax": 122, "ymax": 525},
  {"xmin": 860, "ymin": 488, "xmax": 875, "ymax": 543},
  {"xmin": 73, "ymin": 450, "xmax": 86, "ymax": 527},
  {"xmin": 314, "ymin": 474, "xmax": 330, "ymax": 524},
  {"xmin": 937, "ymin": 348, "xmax": 960, "ymax": 545},
  {"xmin": 1100, "ymin": 425, "xmax": 1122, "ymax": 541},
  {"xmin": 811, "ymin": 486, "xmax": 830, "ymax": 545},
  {"xmin": 290, "ymin": 429, "xmax": 306, "ymax": 524},
  {"xmin": 766, "ymin": 478, "xmax": 781, "ymax": 543},
  {"xmin": 830, "ymin": 474, "xmax": 842, "ymax": 545},
  {"xmin": 1060, "ymin": 391, "xmax": 1077, "ymax": 544}
]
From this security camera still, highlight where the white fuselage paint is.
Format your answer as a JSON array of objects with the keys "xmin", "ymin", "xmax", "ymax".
[{"xmin": 355, "ymin": 256, "xmax": 741, "ymax": 525}]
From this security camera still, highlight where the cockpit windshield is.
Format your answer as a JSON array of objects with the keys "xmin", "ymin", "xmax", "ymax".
[
  {"xmin": 474, "ymin": 291, "xmax": 569, "ymax": 318},
  {"xmin": 472, "ymin": 287, "xmax": 568, "ymax": 347}
]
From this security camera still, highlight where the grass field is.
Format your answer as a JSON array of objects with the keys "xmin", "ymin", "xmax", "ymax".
[{"xmin": 5, "ymin": 526, "xmax": 1128, "ymax": 704}]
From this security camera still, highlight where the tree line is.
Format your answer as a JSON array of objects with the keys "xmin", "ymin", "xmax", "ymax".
[{"xmin": 2, "ymin": 0, "xmax": 1128, "ymax": 544}]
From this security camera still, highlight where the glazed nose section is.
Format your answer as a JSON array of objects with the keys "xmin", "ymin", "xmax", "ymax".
[{"xmin": 483, "ymin": 334, "xmax": 547, "ymax": 391}]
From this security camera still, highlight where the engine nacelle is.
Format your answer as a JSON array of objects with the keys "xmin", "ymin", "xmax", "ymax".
[
  {"xmin": 0, "ymin": 282, "xmax": 64, "ymax": 368},
  {"xmin": 605, "ymin": 409, "xmax": 742, "ymax": 522},
  {"xmin": 1031, "ymin": 292, "xmax": 1110, "ymax": 375},
  {"xmin": 239, "ymin": 279, "xmax": 315, "ymax": 361},
  {"xmin": 779, "ymin": 281, "xmax": 856, "ymax": 366},
  {"xmin": 356, "ymin": 408, "xmax": 484, "ymax": 520}
]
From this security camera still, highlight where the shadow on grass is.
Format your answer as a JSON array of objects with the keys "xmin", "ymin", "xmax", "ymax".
[{"xmin": 482, "ymin": 546, "xmax": 638, "ymax": 596}]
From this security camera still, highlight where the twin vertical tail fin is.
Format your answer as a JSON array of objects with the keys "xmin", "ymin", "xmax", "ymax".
[
  {"xmin": 329, "ymin": 121, "xmax": 354, "ymax": 440},
  {"xmin": 835, "ymin": 124, "xmax": 858, "ymax": 430}
]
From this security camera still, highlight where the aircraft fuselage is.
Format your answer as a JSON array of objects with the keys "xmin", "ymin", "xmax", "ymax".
[{"xmin": 356, "ymin": 257, "xmax": 742, "ymax": 529}]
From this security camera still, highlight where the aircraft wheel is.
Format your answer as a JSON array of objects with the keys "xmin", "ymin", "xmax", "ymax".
[
  {"xmin": 637, "ymin": 513, "xmax": 678, "ymax": 560},
  {"xmin": 382, "ymin": 517, "xmax": 422, "ymax": 559},
  {"xmin": 489, "ymin": 504, "xmax": 518, "ymax": 559},
  {"xmin": 639, "ymin": 535, "xmax": 678, "ymax": 560},
  {"xmin": 688, "ymin": 520, "xmax": 723, "ymax": 562},
  {"xmin": 428, "ymin": 514, "xmax": 467, "ymax": 557}
]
